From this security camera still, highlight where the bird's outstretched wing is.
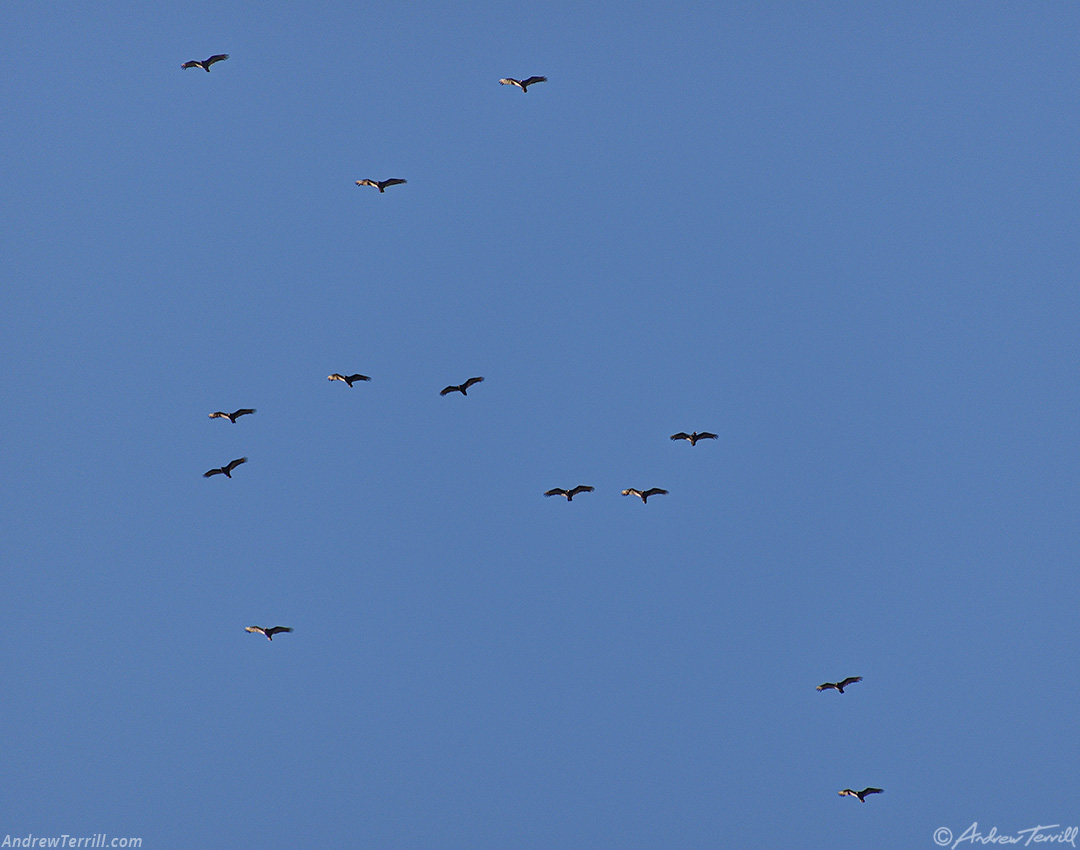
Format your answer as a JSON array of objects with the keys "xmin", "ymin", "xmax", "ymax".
[
  {"xmin": 203, "ymin": 467, "xmax": 224, "ymax": 477},
  {"xmin": 439, "ymin": 385, "xmax": 459, "ymax": 395},
  {"xmin": 499, "ymin": 78, "xmax": 522, "ymax": 87},
  {"xmin": 568, "ymin": 486, "xmax": 594, "ymax": 497},
  {"xmin": 231, "ymin": 408, "xmax": 256, "ymax": 419},
  {"xmin": 204, "ymin": 54, "xmax": 229, "ymax": 66},
  {"xmin": 670, "ymin": 432, "xmax": 691, "ymax": 441},
  {"xmin": 181, "ymin": 61, "xmax": 200, "ymax": 70},
  {"xmin": 224, "ymin": 457, "xmax": 248, "ymax": 474},
  {"xmin": 642, "ymin": 488, "xmax": 668, "ymax": 498},
  {"xmin": 838, "ymin": 789, "xmax": 857, "ymax": 798},
  {"xmin": 462, "ymin": 376, "xmax": 485, "ymax": 390},
  {"xmin": 209, "ymin": 412, "xmax": 229, "ymax": 420},
  {"xmin": 520, "ymin": 76, "xmax": 547, "ymax": 87},
  {"xmin": 345, "ymin": 374, "xmax": 371, "ymax": 384},
  {"xmin": 837, "ymin": 676, "xmax": 863, "ymax": 690},
  {"xmin": 544, "ymin": 489, "xmax": 569, "ymax": 498},
  {"xmin": 696, "ymin": 432, "xmax": 719, "ymax": 440},
  {"xmin": 816, "ymin": 682, "xmax": 838, "ymax": 692},
  {"xmin": 245, "ymin": 626, "xmax": 266, "ymax": 636},
  {"xmin": 264, "ymin": 626, "xmax": 293, "ymax": 637},
  {"xmin": 860, "ymin": 788, "xmax": 883, "ymax": 798},
  {"xmin": 355, "ymin": 180, "xmax": 377, "ymax": 188},
  {"xmin": 622, "ymin": 489, "xmax": 642, "ymax": 498},
  {"xmin": 381, "ymin": 179, "xmax": 407, "ymax": 189}
]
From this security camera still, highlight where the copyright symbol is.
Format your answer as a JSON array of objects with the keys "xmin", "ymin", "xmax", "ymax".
[{"xmin": 934, "ymin": 827, "xmax": 952, "ymax": 846}]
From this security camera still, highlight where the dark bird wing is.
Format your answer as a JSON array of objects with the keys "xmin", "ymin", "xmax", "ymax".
[
  {"xmin": 568, "ymin": 486, "xmax": 594, "ymax": 497},
  {"xmin": 642, "ymin": 488, "xmax": 668, "ymax": 498},
  {"xmin": 670, "ymin": 432, "xmax": 691, "ymax": 441},
  {"xmin": 440, "ymin": 385, "xmax": 460, "ymax": 395},
  {"xmin": 231, "ymin": 409, "xmax": 256, "ymax": 419},
  {"xmin": 816, "ymin": 682, "xmax": 838, "ymax": 692},
  {"xmin": 837, "ymin": 676, "xmax": 863, "ymax": 689},
  {"xmin": 355, "ymin": 180, "xmax": 377, "ymax": 188},
  {"xmin": 264, "ymin": 626, "xmax": 293, "ymax": 637},
  {"xmin": 346, "ymin": 375, "xmax": 371, "ymax": 383},
  {"xmin": 544, "ymin": 489, "xmax": 569, "ymax": 498},
  {"xmin": 860, "ymin": 788, "xmax": 883, "ymax": 797},
  {"xmin": 223, "ymin": 457, "xmax": 248, "ymax": 474},
  {"xmin": 521, "ymin": 76, "xmax": 547, "ymax": 87},
  {"xmin": 181, "ymin": 61, "xmax": 201, "ymax": 69},
  {"xmin": 380, "ymin": 179, "xmax": 407, "ymax": 188},
  {"xmin": 203, "ymin": 467, "xmax": 223, "ymax": 477},
  {"xmin": 204, "ymin": 54, "xmax": 229, "ymax": 66},
  {"xmin": 462, "ymin": 376, "xmax": 485, "ymax": 390},
  {"xmin": 696, "ymin": 432, "xmax": 719, "ymax": 440}
]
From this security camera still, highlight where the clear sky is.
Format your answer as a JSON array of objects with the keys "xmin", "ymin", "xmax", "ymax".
[{"xmin": 4, "ymin": 1, "xmax": 1079, "ymax": 847}]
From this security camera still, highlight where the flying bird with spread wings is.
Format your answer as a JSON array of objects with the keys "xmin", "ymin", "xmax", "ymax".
[
  {"xmin": 440, "ymin": 376, "xmax": 484, "ymax": 396},
  {"xmin": 182, "ymin": 54, "xmax": 229, "ymax": 72},
  {"xmin": 670, "ymin": 431, "xmax": 718, "ymax": 446},
  {"xmin": 245, "ymin": 626, "xmax": 293, "ymax": 641},
  {"xmin": 544, "ymin": 486, "xmax": 594, "ymax": 501},
  {"xmin": 838, "ymin": 788, "xmax": 883, "ymax": 803},
  {"xmin": 355, "ymin": 179, "xmax": 407, "ymax": 193},
  {"xmin": 817, "ymin": 676, "xmax": 863, "ymax": 694},
  {"xmin": 203, "ymin": 457, "xmax": 247, "ymax": 478},
  {"xmin": 622, "ymin": 488, "xmax": 668, "ymax": 503},
  {"xmin": 328, "ymin": 373, "xmax": 371, "ymax": 387},
  {"xmin": 499, "ymin": 76, "xmax": 547, "ymax": 92},
  {"xmin": 208, "ymin": 408, "xmax": 255, "ymax": 423}
]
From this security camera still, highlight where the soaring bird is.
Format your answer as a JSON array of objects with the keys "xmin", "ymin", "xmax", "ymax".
[
  {"xmin": 622, "ymin": 488, "xmax": 668, "ymax": 503},
  {"xmin": 328, "ymin": 373, "xmax": 371, "ymax": 387},
  {"xmin": 670, "ymin": 431, "xmax": 718, "ymax": 446},
  {"xmin": 208, "ymin": 408, "xmax": 255, "ymax": 423},
  {"xmin": 544, "ymin": 485, "xmax": 594, "ymax": 501},
  {"xmin": 245, "ymin": 626, "xmax": 293, "ymax": 641},
  {"xmin": 203, "ymin": 457, "xmax": 248, "ymax": 478},
  {"xmin": 838, "ymin": 788, "xmax": 883, "ymax": 803},
  {"xmin": 817, "ymin": 676, "xmax": 863, "ymax": 694},
  {"xmin": 499, "ymin": 76, "xmax": 547, "ymax": 92},
  {"xmin": 440, "ymin": 376, "xmax": 485, "ymax": 396},
  {"xmin": 182, "ymin": 54, "xmax": 229, "ymax": 71},
  {"xmin": 355, "ymin": 179, "xmax": 407, "ymax": 193}
]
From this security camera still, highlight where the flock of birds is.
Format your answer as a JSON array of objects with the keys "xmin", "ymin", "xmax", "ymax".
[{"xmin": 187, "ymin": 52, "xmax": 882, "ymax": 806}]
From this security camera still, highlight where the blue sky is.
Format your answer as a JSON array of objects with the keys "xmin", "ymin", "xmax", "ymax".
[{"xmin": 4, "ymin": 1, "xmax": 1080, "ymax": 847}]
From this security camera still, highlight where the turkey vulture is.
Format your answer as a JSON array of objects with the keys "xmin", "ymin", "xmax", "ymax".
[
  {"xmin": 838, "ymin": 788, "xmax": 883, "ymax": 803},
  {"xmin": 622, "ymin": 488, "xmax": 668, "ymax": 503},
  {"xmin": 328, "ymin": 373, "xmax": 371, "ymax": 387},
  {"xmin": 245, "ymin": 626, "xmax": 293, "ymax": 641},
  {"xmin": 544, "ymin": 485, "xmax": 594, "ymax": 501},
  {"xmin": 440, "ymin": 376, "xmax": 485, "ymax": 396},
  {"xmin": 670, "ymin": 431, "xmax": 718, "ymax": 446},
  {"xmin": 182, "ymin": 54, "xmax": 229, "ymax": 72},
  {"xmin": 209, "ymin": 408, "xmax": 255, "ymax": 423},
  {"xmin": 203, "ymin": 457, "xmax": 248, "ymax": 478},
  {"xmin": 355, "ymin": 179, "xmax": 407, "ymax": 193},
  {"xmin": 499, "ymin": 76, "xmax": 547, "ymax": 92},
  {"xmin": 817, "ymin": 676, "xmax": 862, "ymax": 694}
]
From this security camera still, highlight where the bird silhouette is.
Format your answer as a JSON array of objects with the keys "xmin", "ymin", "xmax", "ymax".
[
  {"xmin": 245, "ymin": 626, "xmax": 293, "ymax": 641},
  {"xmin": 208, "ymin": 409, "xmax": 255, "ymax": 423},
  {"xmin": 670, "ymin": 431, "xmax": 718, "ymax": 446},
  {"xmin": 499, "ymin": 76, "xmax": 547, "ymax": 92},
  {"xmin": 544, "ymin": 486, "xmax": 595, "ymax": 501},
  {"xmin": 355, "ymin": 179, "xmax": 407, "ymax": 193},
  {"xmin": 838, "ymin": 788, "xmax": 883, "ymax": 803},
  {"xmin": 182, "ymin": 54, "xmax": 229, "ymax": 71},
  {"xmin": 440, "ymin": 376, "xmax": 485, "ymax": 396},
  {"xmin": 817, "ymin": 677, "xmax": 863, "ymax": 694},
  {"xmin": 203, "ymin": 457, "xmax": 247, "ymax": 478},
  {"xmin": 622, "ymin": 488, "xmax": 668, "ymax": 503},
  {"xmin": 328, "ymin": 373, "xmax": 371, "ymax": 387}
]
